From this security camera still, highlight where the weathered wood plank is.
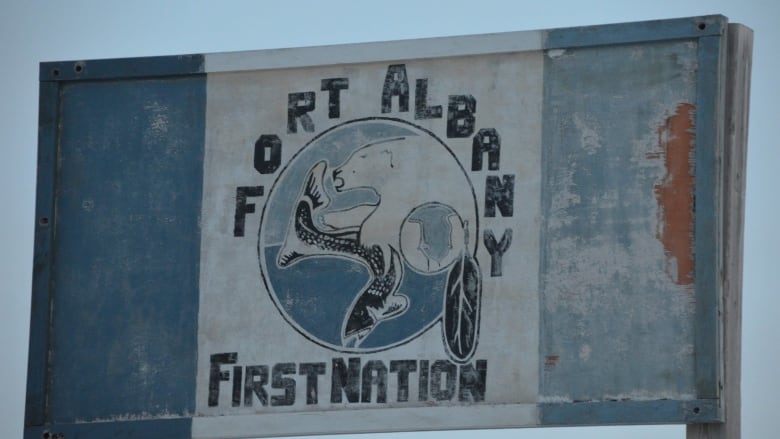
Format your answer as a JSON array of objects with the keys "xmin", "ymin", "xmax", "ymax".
[{"xmin": 687, "ymin": 22, "xmax": 753, "ymax": 439}]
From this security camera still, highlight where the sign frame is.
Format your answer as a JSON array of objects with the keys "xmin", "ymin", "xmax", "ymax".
[{"xmin": 25, "ymin": 15, "xmax": 750, "ymax": 439}]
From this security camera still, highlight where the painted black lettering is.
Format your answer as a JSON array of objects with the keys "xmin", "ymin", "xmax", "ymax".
[
  {"xmin": 233, "ymin": 186, "xmax": 264, "ymax": 237},
  {"xmin": 244, "ymin": 365, "xmax": 269, "ymax": 407},
  {"xmin": 417, "ymin": 360, "xmax": 430, "ymax": 401},
  {"xmin": 447, "ymin": 95, "xmax": 476, "ymax": 138},
  {"xmin": 271, "ymin": 363, "xmax": 296, "ymax": 406},
  {"xmin": 361, "ymin": 360, "xmax": 388, "ymax": 403},
  {"xmin": 232, "ymin": 366, "xmax": 243, "ymax": 407},
  {"xmin": 254, "ymin": 134, "xmax": 282, "ymax": 174},
  {"xmin": 485, "ymin": 174, "xmax": 515, "ymax": 217},
  {"xmin": 458, "ymin": 360, "xmax": 487, "ymax": 402},
  {"xmin": 288, "ymin": 92, "xmax": 316, "ymax": 133},
  {"xmin": 414, "ymin": 78, "xmax": 442, "ymax": 119},
  {"xmin": 208, "ymin": 352, "xmax": 237, "ymax": 407},
  {"xmin": 472, "ymin": 128, "xmax": 501, "ymax": 171},
  {"xmin": 483, "ymin": 229, "xmax": 512, "ymax": 277},
  {"xmin": 321, "ymin": 78, "xmax": 349, "ymax": 119},
  {"xmin": 299, "ymin": 362, "xmax": 327, "ymax": 405},
  {"xmin": 331, "ymin": 357, "xmax": 361, "ymax": 403},
  {"xmin": 381, "ymin": 64, "xmax": 409, "ymax": 113},
  {"xmin": 430, "ymin": 360, "xmax": 456, "ymax": 401},
  {"xmin": 389, "ymin": 360, "xmax": 417, "ymax": 402},
  {"xmin": 418, "ymin": 360, "xmax": 429, "ymax": 401}
]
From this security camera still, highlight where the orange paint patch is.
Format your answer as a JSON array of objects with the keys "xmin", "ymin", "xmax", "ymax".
[{"xmin": 653, "ymin": 103, "xmax": 695, "ymax": 286}]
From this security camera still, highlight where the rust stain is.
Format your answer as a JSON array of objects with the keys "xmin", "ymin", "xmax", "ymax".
[
  {"xmin": 544, "ymin": 355, "xmax": 560, "ymax": 371},
  {"xmin": 653, "ymin": 103, "xmax": 695, "ymax": 286}
]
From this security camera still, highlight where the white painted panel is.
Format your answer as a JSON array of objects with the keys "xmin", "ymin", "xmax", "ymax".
[
  {"xmin": 204, "ymin": 30, "xmax": 543, "ymax": 73},
  {"xmin": 192, "ymin": 404, "xmax": 539, "ymax": 439},
  {"xmin": 197, "ymin": 51, "xmax": 543, "ymax": 430}
]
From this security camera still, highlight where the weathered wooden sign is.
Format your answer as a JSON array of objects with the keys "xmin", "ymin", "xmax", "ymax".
[{"xmin": 26, "ymin": 15, "xmax": 750, "ymax": 439}]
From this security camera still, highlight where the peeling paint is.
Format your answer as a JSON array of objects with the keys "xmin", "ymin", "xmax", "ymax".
[
  {"xmin": 602, "ymin": 391, "xmax": 696, "ymax": 402},
  {"xmin": 547, "ymin": 49, "xmax": 567, "ymax": 59},
  {"xmin": 548, "ymin": 168, "xmax": 580, "ymax": 230},
  {"xmin": 653, "ymin": 103, "xmax": 695, "ymax": 286},
  {"xmin": 573, "ymin": 113, "xmax": 602, "ymax": 155},
  {"xmin": 578, "ymin": 344, "xmax": 592, "ymax": 362},
  {"xmin": 73, "ymin": 410, "xmax": 189, "ymax": 424},
  {"xmin": 538, "ymin": 395, "xmax": 573, "ymax": 404},
  {"xmin": 143, "ymin": 100, "xmax": 171, "ymax": 145},
  {"xmin": 541, "ymin": 40, "xmax": 698, "ymax": 402}
]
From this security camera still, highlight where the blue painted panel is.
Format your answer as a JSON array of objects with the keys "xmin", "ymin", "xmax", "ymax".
[
  {"xmin": 539, "ymin": 40, "xmax": 699, "ymax": 403},
  {"xmin": 24, "ymin": 418, "xmax": 192, "ymax": 439},
  {"xmin": 40, "ymin": 54, "xmax": 204, "ymax": 82},
  {"xmin": 544, "ymin": 15, "xmax": 725, "ymax": 49},
  {"xmin": 540, "ymin": 399, "xmax": 720, "ymax": 425},
  {"xmin": 46, "ymin": 75, "xmax": 205, "ymax": 423}
]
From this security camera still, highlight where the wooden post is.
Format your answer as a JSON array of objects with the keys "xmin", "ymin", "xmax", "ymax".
[{"xmin": 687, "ymin": 23, "xmax": 752, "ymax": 439}]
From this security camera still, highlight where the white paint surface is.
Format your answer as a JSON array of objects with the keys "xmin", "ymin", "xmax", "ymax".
[
  {"xmin": 204, "ymin": 30, "xmax": 543, "ymax": 73},
  {"xmin": 192, "ymin": 404, "xmax": 538, "ymax": 439},
  {"xmin": 197, "ymin": 51, "xmax": 543, "ymax": 429}
]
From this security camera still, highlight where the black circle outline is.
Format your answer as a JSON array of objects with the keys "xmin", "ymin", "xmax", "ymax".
[{"xmin": 257, "ymin": 117, "xmax": 480, "ymax": 354}]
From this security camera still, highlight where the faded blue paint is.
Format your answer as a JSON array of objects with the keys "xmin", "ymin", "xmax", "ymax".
[
  {"xmin": 540, "ymin": 399, "xmax": 720, "ymax": 425},
  {"xmin": 46, "ymin": 75, "xmax": 205, "ymax": 423},
  {"xmin": 264, "ymin": 246, "xmax": 447, "ymax": 349},
  {"xmin": 40, "ymin": 54, "xmax": 204, "ymax": 81},
  {"xmin": 24, "ymin": 418, "xmax": 192, "ymax": 439},
  {"xmin": 539, "ymin": 40, "xmax": 699, "ymax": 403},
  {"xmin": 693, "ymin": 35, "xmax": 726, "ymax": 399},
  {"xmin": 544, "ymin": 15, "xmax": 726, "ymax": 49}
]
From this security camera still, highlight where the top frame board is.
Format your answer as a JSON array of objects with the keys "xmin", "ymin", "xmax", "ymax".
[{"xmin": 26, "ymin": 14, "xmax": 750, "ymax": 439}]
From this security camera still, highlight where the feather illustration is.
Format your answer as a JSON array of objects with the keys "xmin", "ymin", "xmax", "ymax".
[{"xmin": 443, "ymin": 222, "xmax": 481, "ymax": 362}]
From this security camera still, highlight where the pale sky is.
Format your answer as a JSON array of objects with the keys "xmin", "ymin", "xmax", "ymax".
[{"xmin": 1, "ymin": 1, "xmax": 777, "ymax": 438}]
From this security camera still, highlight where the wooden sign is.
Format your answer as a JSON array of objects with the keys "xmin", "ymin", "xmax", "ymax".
[{"xmin": 26, "ymin": 15, "xmax": 751, "ymax": 439}]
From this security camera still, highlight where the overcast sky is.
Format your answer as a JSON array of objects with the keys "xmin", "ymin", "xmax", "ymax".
[{"xmin": 1, "ymin": 1, "xmax": 777, "ymax": 438}]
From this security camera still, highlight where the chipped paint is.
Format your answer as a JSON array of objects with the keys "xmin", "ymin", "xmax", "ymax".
[
  {"xmin": 546, "ymin": 49, "xmax": 567, "ymax": 59},
  {"xmin": 74, "ymin": 410, "xmax": 190, "ymax": 424},
  {"xmin": 538, "ymin": 395, "xmax": 573, "ymax": 404},
  {"xmin": 572, "ymin": 113, "xmax": 603, "ymax": 155},
  {"xmin": 602, "ymin": 391, "xmax": 696, "ymax": 402},
  {"xmin": 653, "ymin": 103, "xmax": 696, "ymax": 286},
  {"xmin": 143, "ymin": 100, "xmax": 171, "ymax": 145},
  {"xmin": 540, "ymin": 40, "xmax": 698, "ymax": 403},
  {"xmin": 578, "ymin": 344, "xmax": 592, "ymax": 362}
]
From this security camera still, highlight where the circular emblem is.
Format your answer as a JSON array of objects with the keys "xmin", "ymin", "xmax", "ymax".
[{"xmin": 259, "ymin": 118, "xmax": 480, "ymax": 357}]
